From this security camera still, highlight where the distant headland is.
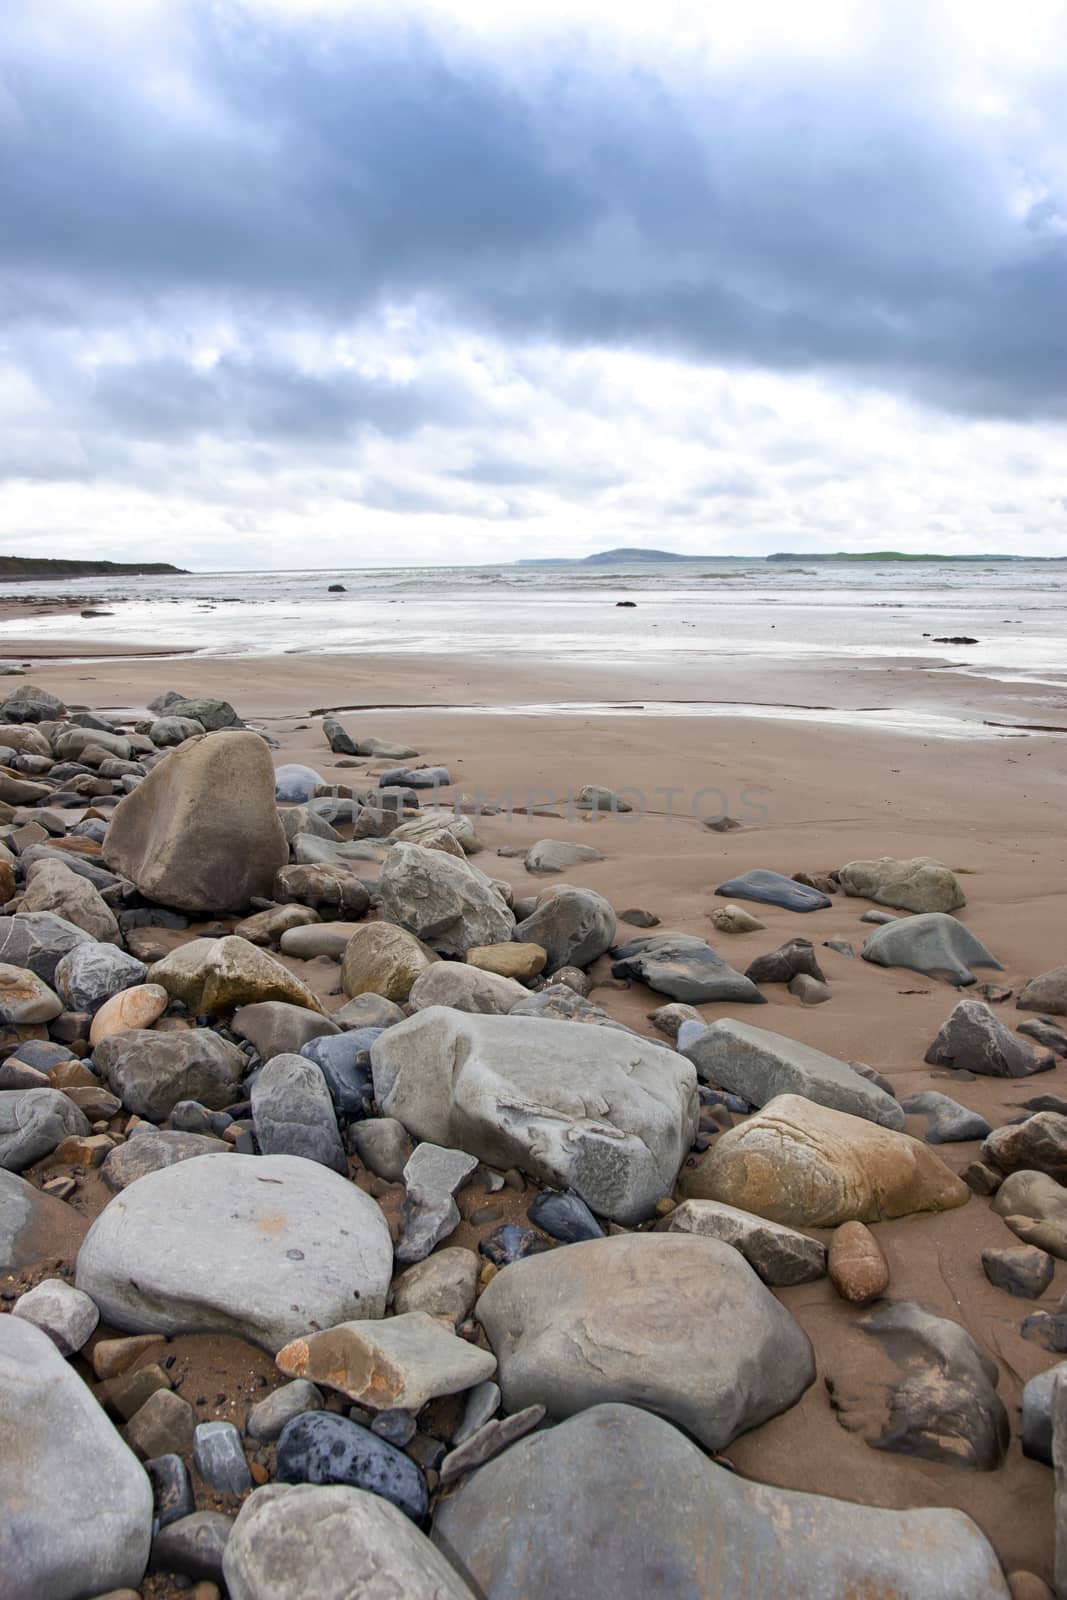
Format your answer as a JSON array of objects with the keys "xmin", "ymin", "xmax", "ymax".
[
  {"xmin": 518, "ymin": 546, "xmax": 1025, "ymax": 566},
  {"xmin": 0, "ymin": 557, "xmax": 188, "ymax": 580}
]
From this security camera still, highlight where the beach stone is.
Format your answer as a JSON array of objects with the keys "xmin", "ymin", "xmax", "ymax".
[
  {"xmin": 830, "ymin": 1300, "xmax": 1009, "ymax": 1470},
  {"xmin": 277, "ymin": 1310, "xmax": 495, "ymax": 1410},
  {"xmin": 0, "ymin": 681, "xmax": 66, "ymax": 722},
  {"xmin": 371, "ymin": 1007, "xmax": 697, "ymax": 1224},
  {"xmin": 390, "ymin": 810, "xmax": 478, "ymax": 852},
  {"xmin": 508, "ymin": 984, "xmax": 635, "ymax": 1033},
  {"xmin": 828, "ymin": 1220, "xmax": 889, "ymax": 1304},
  {"xmin": 194, "ymin": 1420, "xmax": 252, "ymax": 1496},
  {"xmin": 348, "ymin": 1116, "xmax": 413, "ymax": 1181},
  {"xmin": 23, "ymin": 857, "xmax": 120, "ymax": 942},
  {"xmin": 524, "ymin": 838, "xmax": 604, "ymax": 873},
  {"xmin": 0, "ymin": 962, "xmax": 63, "ymax": 1023},
  {"xmin": 1018, "ymin": 967, "xmax": 1067, "ymax": 1016},
  {"xmin": 432, "ymin": 1402, "xmax": 1010, "ymax": 1600},
  {"xmin": 901, "ymin": 1090, "xmax": 992, "ymax": 1143},
  {"xmin": 274, "ymin": 863, "xmax": 370, "ymax": 916},
  {"xmin": 862, "ymin": 912, "xmax": 1003, "ymax": 986},
  {"xmin": 409, "ymin": 961, "xmax": 526, "ymax": 1015},
  {"xmin": 251, "ymin": 1054, "xmax": 346, "ymax": 1172},
  {"xmin": 1019, "ymin": 1019, "xmax": 1067, "ymax": 1056},
  {"xmin": 647, "ymin": 1001, "xmax": 703, "ymax": 1038},
  {"xmin": 0, "ymin": 910, "xmax": 93, "ymax": 984},
  {"xmin": 477, "ymin": 1233, "xmax": 813, "ymax": 1448},
  {"xmin": 281, "ymin": 803, "xmax": 343, "ymax": 845},
  {"xmin": 378, "ymin": 764, "xmax": 449, "ymax": 790},
  {"xmin": 466, "ymin": 941, "xmax": 546, "ymax": 980},
  {"xmin": 528, "ymin": 1188, "xmax": 604, "ymax": 1243},
  {"xmin": 146, "ymin": 1452, "xmax": 194, "ymax": 1528},
  {"xmin": 93, "ymin": 1028, "xmax": 246, "ymax": 1120},
  {"xmin": 167, "ymin": 696, "xmax": 241, "ymax": 731},
  {"xmin": 223, "ymin": 1482, "xmax": 474, "ymax": 1600},
  {"xmin": 1022, "ymin": 1362, "xmax": 1066, "ymax": 1465},
  {"xmin": 102, "ymin": 1129, "xmax": 229, "ymax": 1190},
  {"xmin": 610, "ymin": 932, "xmax": 766, "ymax": 1005},
  {"xmin": 684, "ymin": 1093, "xmax": 969, "ymax": 1226},
  {"xmin": 54, "ymin": 943, "xmax": 146, "ymax": 1013},
  {"xmin": 982, "ymin": 1112, "xmax": 1067, "ymax": 1183},
  {"xmin": 332, "ymin": 993, "xmax": 406, "ymax": 1030},
  {"xmin": 789, "ymin": 972, "xmax": 832, "ymax": 1003},
  {"xmin": 12, "ymin": 1276, "xmax": 99, "ymax": 1352},
  {"xmin": 102, "ymin": 731, "xmax": 288, "ymax": 913},
  {"xmin": 709, "ymin": 902, "xmax": 766, "ymax": 933},
  {"xmin": 274, "ymin": 764, "xmax": 324, "ymax": 803},
  {"xmin": 439, "ymin": 1405, "xmax": 545, "ymax": 1485},
  {"xmin": 392, "ymin": 1247, "xmax": 479, "ymax": 1323},
  {"xmin": 278, "ymin": 921, "xmax": 362, "ymax": 960},
  {"xmin": 149, "ymin": 936, "xmax": 322, "ymax": 1015},
  {"xmin": 839, "ymin": 855, "xmax": 966, "ymax": 913},
  {"xmin": 993, "ymin": 1170, "xmax": 1067, "ymax": 1257},
  {"xmin": 149, "ymin": 1510, "xmax": 232, "ymax": 1581},
  {"xmin": 246, "ymin": 1379, "xmax": 324, "ymax": 1441},
  {"xmin": 453, "ymin": 1379, "xmax": 501, "ymax": 1445},
  {"xmin": 149, "ymin": 714, "xmax": 205, "ymax": 745},
  {"xmin": 0, "ymin": 1166, "xmax": 89, "ymax": 1268},
  {"xmin": 0, "ymin": 1087, "xmax": 89, "ymax": 1170},
  {"xmin": 322, "ymin": 716, "xmax": 360, "ymax": 755},
  {"xmin": 575, "ymin": 784, "xmax": 633, "ymax": 812},
  {"xmin": 275, "ymin": 1411, "xmax": 428, "ymax": 1522},
  {"xmin": 982, "ymin": 1244, "xmax": 1054, "ymax": 1298},
  {"xmin": 925, "ymin": 1000, "xmax": 1050, "ymax": 1077},
  {"xmin": 715, "ymin": 868, "xmax": 831, "ymax": 912},
  {"xmin": 234, "ymin": 903, "xmax": 321, "ymax": 945},
  {"xmin": 341, "ymin": 921, "xmax": 439, "ymax": 1001},
  {"xmin": 744, "ymin": 937, "xmax": 826, "ymax": 985},
  {"xmin": 680, "ymin": 1017, "xmax": 904, "ymax": 1127},
  {"xmin": 514, "ymin": 884, "xmax": 616, "ymax": 971},
  {"xmin": 658, "ymin": 1197, "xmax": 826, "ymax": 1285},
  {"xmin": 300, "ymin": 1029, "xmax": 378, "ymax": 1121},
  {"xmin": 76, "ymin": 1153, "xmax": 392, "ymax": 1352},
  {"xmin": 378, "ymin": 842, "xmax": 513, "ymax": 957},
  {"xmin": 0, "ymin": 720, "xmax": 50, "ymax": 753},
  {"xmin": 0, "ymin": 1315, "xmax": 152, "ymax": 1600},
  {"xmin": 231, "ymin": 999, "xmax": 338, "ymax": 1059}
]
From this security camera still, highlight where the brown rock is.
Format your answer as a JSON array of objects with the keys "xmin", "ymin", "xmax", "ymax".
[
  {"xmin": 122, "ymin": 1387, "xmax": 195, "ymax": 1458},
  {"xmin": 102, "ymin": 1362, "xmax": 172, "ymax": 1420},
  {"xmin": 828, "ymin": 1221, "xmax": 889, "ymax": 1304},
  {"xmin": 44, "ymin": 1132, "xmax": 115, "ymax": 1168},
  {"xmin": 341, "ymin": 921, "xmax": 439, "ymax": 1002},
  {"xmin": 91, "ymin": 1333, "xmax": 167, "ymax": 1380},
  {"xmin": 90, "ymin": 983, "xmax": 170, "ymax": 1046},
  {"xmin": 466, "ymin": 942, "xmax": 547, "ymax": 981},
  {"xmin": 275, "ymin": 1311, "xmax": 496, "ymax": 1410},
  {"xmin": 22, "ymin": 858, "xmax": 119, "ymax": 943},
  {"xmin": 148, "ymin": 937, "xmax": 322, "ymax": 1015}
]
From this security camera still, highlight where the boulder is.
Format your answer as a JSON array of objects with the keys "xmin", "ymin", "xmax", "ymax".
[
  {"xmin": 223, "ymin": 1483, "xmax": 475, "ymax": 1600},
  {"xmin": 476, "ymin": 1234, "xmax": 814, "ymax": 1449},
  {"xmin": 167, "ymin": 696, "xmax": 241, "ymax": 731},
  {"xmin": 981, "ymin": 1112, "xmax": 1067, "ymax": 1183},
  {"xmin": 658, "ymin": 1198, "xmax": 826, "ymax": 1285},
  {"xmin": 862, "ymin": 913, "xmax": 1002, "ymax": 987},
  {"xmin": 1018, "ymin": 966, "xmax": 1067, "ymax": 1016},
  {"xmin": 22, "ymin": 858, "xmax": 120, "ymax": 942},
  {"xmin": 89, "ymin": 983, "xmax": 169, "ymax": 1045},
  {"xmin": 408, "ymin": 962, "xmax": 526, "ymax": 1015},
  {"xmin": 102, "ymin": 731, "xmax": 288, "ymax": 912},
  {"xmin": 432, "ymin": 1403, "xmax": 1010, "ymax": 1600},
  {"xmin": 0, "ymin": 681, "xmax": 66, "ymax": 722},
  {"xmin": 54, "ymin": 943, "xmax": 147, "ymax": 1012},
  {"xmin": 0, "ymin": 1088, "xmax": 89, "ymax": 1171},
  {"xmin": 610, "ymin": 933, "xmax": 766, "ymax": 1005},
  {"xmin": 838, "ymin": 855, "xmax": 966, "ymax": 913},
  {"xmin": 684, "ymin": 1093, "xmax": 970, "ymax": 1226},
  {"xmin": 991, "ymin": 1170, "xmax": 1067, "ymax": 1257},
  {"xmin": 0, "ymin": 911, "xmax": 93, "ymax": 983},
  {"xmin": 276, "ymin": 1311, "xmax": 496, "ymax": 1410},
  {"xmin": 250, "ymin": 1054, "xmax": 347, "ymax": 1173},
  {"xmin": 340, "ymin": 922, "xmax": 439, "ymax": 1002},
  {"xmin": 149, "ymin": 936, "xmax": 322, "ymax": 1014},
  {"xmin": 371, "ymin": 1007, "xmax": 697, "ymax": 1224},
  {"xmin": 680, "ymin": 1018, "xmax": 904, "ymax": 1128},
  {"xmin": 232, "ymin": 1000, "xmax": 338, "ymax": 1059},
  {"xmin": 0, "ymin": 1316, "xmax": 153, "ymax": 1600},
  {"xmin": 76, "ymin": 1153, "xmax": 392, "ymax": 1353},
  {"xmin": 924, "ymin": 1000, "xmax": 1049, "ymax": 1077},
  {"xmin": 514, "ymin": 885, "xmax": 616, "ymax": 971},
  {"xmin": 378, "ymin": 843, "xmax": 514, "ymax": 956},
  {"xmin": 0, "ymin": 962, "xmax": 63, "ymax": 1023},
  {"xmin": 714, "ymin": 869, "xmax": 831, "ymax": 912},
  {"xmin": 93, "ymin": 1028, "xmax": 246, "ymax": 1120},
  {"xmin": 274, "ymin": 863, "xmax": 370, "ymax": 917}
]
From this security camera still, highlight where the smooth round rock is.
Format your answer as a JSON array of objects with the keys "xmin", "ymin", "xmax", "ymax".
[{"xmin": 828, "ymin": 1221, "xmax": 890, "ymax": 1304}]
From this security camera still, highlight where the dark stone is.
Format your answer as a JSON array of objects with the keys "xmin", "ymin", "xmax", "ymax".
[
  {"xmin": 1018, "ymin": 1093, "xmax": 1067, "ymax": 1115},
  {"xmin": 618, "ymin": 908, "xmax": 660, "ymax": 928},
  {"xmin": 149, "ymin": 1511, "xmax": 233, "ymax": 1581},
  {"xmin": 275, "ymin": 1411, "xmax": 428, "ymax": 1523},
  {"xmin": 981, "ymin": 1112, "xmax": 1067, "ymax": 1184},
  {"xmin": 1021, "ymin": 1363, "xmax": 1065, "ymax": 1465},
  {"xmin": 744, "ymin": 938, "xmax": 826, "ymax": 986},
  {"xmin": 300, "ymin": 1029, "xmax": 381, "ymax": 1122},
  {"xmin": 322, "ymin": 717, "xmax": 359, "ymax": 756},
  {"xmin": 981, "ymin": 1245, "xmax": 1054, "ymax": 1299},
  {"xmin": 1021, "ymin": 1312, "xmax": 1067, "ymax": 1353},
  {"xmin": 704, "ymin": 816, "xmax": 742, "ymax": 832},
  {"xmin": 900, "ymin": 1091, "xmax": 992, "ymax": 1144},
  {"xmin": 169, "ymin": 1100, "xmax": 233, "ymax": 1138},
  {"xmin": 925, "ymin": 1000, "xmax": 1051, "ymax": 1078},
  {"xmin": 1018, "ymin": 1019, "xmax": 1067, "ymax": 1057},
  {"xmin": 610, "ymin": 933, "xmax": 766, "ymax": 1005},
  {"xmin": 7, "ymin": 1039, "xmax": 74, "ymax": 1071},
  {"xmin": 527, "ymin": 1190, "xmax": 605, "ymax": 1244},
  {"xmin": 371, "ymin": 1411, "xmax": 417, "ymax": 1447},
  {"xmin": 119, "ymin": 908, "xmax": 188, "ymax": 932},
  {"xmin": 714, "ymin": 869, "xmax": 832, "ymax": 912},
  {"xmin": 479, "ymin": 1225, "xmax": 552, "ymax": 1267},
  {"xmin": 145, "ymin": 1453, "xmax": 194, "ymax": 1529}
]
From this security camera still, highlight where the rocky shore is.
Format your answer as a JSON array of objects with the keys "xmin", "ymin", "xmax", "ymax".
[{"xmin": 0, "ymin": 676, "xmax": 1063, "ymax": 1598}]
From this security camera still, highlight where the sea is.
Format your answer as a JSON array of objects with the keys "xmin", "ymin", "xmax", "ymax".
[{"xmin": 1, "ymin": 558, "xmax": 1064, "ymax": 688}]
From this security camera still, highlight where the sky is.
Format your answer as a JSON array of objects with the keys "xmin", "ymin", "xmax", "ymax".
[{"xmin": 1, "ymin": 0, "xmax": 1065, "ymax": 568}]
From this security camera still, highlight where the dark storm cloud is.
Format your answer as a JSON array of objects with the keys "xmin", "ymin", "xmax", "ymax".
[{"xmin": 0, "ymin": 1, "xmax": 1065, "ymax": 426}]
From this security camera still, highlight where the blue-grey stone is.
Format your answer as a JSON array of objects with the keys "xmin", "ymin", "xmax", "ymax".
[
  {"xmin": 714, "ymin": 870, "xmax": 832, "ymax": 912},
  {"xmin": 901, "ymin": 1091, "xmax": 992, "ymax": 1143},
  {"xmin": 378, "ymin": 766, "xmax": 450, "ymax": 789},
  {"xmin": 250, "ymin": 1055, "xmax": 346, "ymax": 1172},
  {"xmin": 146, "ymin": 1453, "xmax": 194, "ymax": 1529},
  {"xmin": 275, "ymin": 764, "xmax": 325, "ymax": 803},
  {"xmin": 479, "ymin": 1225, "xmax": 552, "ymax": 1266},
  {"xmin": 527, "ymin": 1190, "xmax": 604, "ymax": 1243},
  {"xmin": 300, "ymin": 1029, "xmax": 381, "ymax": 1122},
  {"xmin": 193, "ymin": 1420, "xmax": 252, "ymax": 1496},
  {"xmin": 275, "ymin": 1411, "xmax": 428, "ymax": 1524},
  {"xmin": 610, "ymin": 934, "xmax": 766, "ymax": 1005},
  {"xmin": 863, "ymin": 914, "xmax": 1003, "ymax": 988}
]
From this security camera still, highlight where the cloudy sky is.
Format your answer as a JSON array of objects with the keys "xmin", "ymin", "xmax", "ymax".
[{"xmin": 1, "ymin": 0, "xmax": 1065, "ymax": 568}]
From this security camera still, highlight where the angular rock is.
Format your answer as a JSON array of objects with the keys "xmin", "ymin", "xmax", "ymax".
[
  {"xmin": 194, "ymin": 1420, "xmax": 252, "ymax": 1495},
  {"xmin": 744, "ymin": 937, "xmax": 826, "ymax": 985},
  {"xmin": 12, "ymin": 1276, "xmax": 99, "ymax": 1353},
  {"xmin": 525, "ymin": 839, "xmax": 604, "ymax": 873},
  {"xmin": 89, "ymin": 983, "xmax": 169, "ymax": 1046},
  {"xmin": 828, "ymin": 1220, "xmax": 889, "ymax": 1304},
  {"xmin": 1017, "ymin": 967, "xmax": 1067, "ymax": 1016},
  {"xmin": 93, "ymin": 1028, "xmax": 246, "ymax": 1120},
  {"xmin": 477, "ymin": 1233, "xmax": 814, "ymax": 1449},
  {"xmin": 378, "ymin": 843, "xmax": 514, "ymax": 957},
  {"xmin": 0, "ymin": 1087, "xmax": 89, "ymax": 1171},
  {"xmin": 839, "ymin": 855, "xmax": 965, "ymax": 913},
  {"xmin": 901, "ymin": 1090, "xmax": 992, "ymax": 1143},
  {"xmin": 610, "ymin": 933, "xmax": 766, "ymax": 1005},
  {"xmin": 0, "ymin": 1316, "xmax": 152, "ymax": 1600},
  {"xmin": 658, "ymin": 1197, "xmax": 826, "ymax": 1286},
  {"xmin": 231, "ymin": 999, "xmax": 338, "ymax": 1059},
  {"xmin": 862, "ymin": 913, "xmax": 1003, "ymax": 987},
  {"xmin": 102, "ymin": 731, "xmax": 288, "ymax": 912},
  {"xmin": 981, "ymin": 1244, "xmax": 1054, "ymax": 1298},
  {"xmin": 466, "ymin": 941, "xmax": 546, "ymax": 981},
  {"xmin": 715, "ymin": 869, "xmax": 831, "ymax": 912},
  {"xmin": 391, "ymin": 1247, "xmax": 479, "ymax": 1323},
  {"xmin": 409, "ymin": 961, "xmax": 526, "ymax": 1015},
  {"xmin": 680, "ymin": 1018, "xmax": 904, "ymax": 1128},
  {"xmin": 76, "ymin": 1153, "xmax": 393, "ymax": 1353},
  {"xmin": 149, "ymin": 1510, "xmax": 232, "ymax": 1581},
  {"xmin": 275, "ymin": 1412, "xmax": 428, "ymax": 1522},
  {"xmin": 925, "ymin": 1000, "xmax": 1049, "ymax": 1077},
  {"xmin": 0, "ymin": 910, "xmax": 93, "ymax": 983},
  {"xmin": 371, "ymin": 1007, "xmax": 698, "ymax": 1224},
  {"xmin": 684, "ymin": 1093, "xmax": 970, "ymax": 1226},
  {"xmin": 340, "ymin": 921, "xmax": 438, "ymax": 1002},
  {"xmin": 102, "ymin": 1129, "xmax": 229, "ymax": 1190},
  {"xmin": 149, "ymin": 936, "xmax": 322, "ymax": 1015},
  {"xmin": 274, "ymin": 863, "xmax": 370, "ymax": 917},
  {"xmin": 0, "ymin": 962, "xmax": 63, "ymax": 1023},
  {"xmin": 277, "ymin": 1310, "xmax": 496, "ymax": 1410},
  {"xmin": 251, "ymin": 1054, "xmax": 346, "ymax": 1172},
  {"xmin": 54, "ymin": 943, "xmax": 147, "ymax": 1012},
  {"xmin": 300, "ymin": 1029, "xmax": 378, "ymax": 1122},
  {"xmin": 23, "ymin": 858, "xmax": 120, "ymax": 942},
  {"xmin": 982, "ymin": 1112, "xmax": 1067, "ymax": 1183},
  {"xmin": 167, "ymin": 696, "xmax": 241, "ymax": 731},
  {"xmin": 439, "ymin": 1404, "xmax": 546, "ymax": 1485},
  {"xmin": 514, "ymin": 885, "xmax": 616, "ymax": 971},
  {"xmin": 246, "ymin": 1379, "xmax": 324, "ymax": 1442}
]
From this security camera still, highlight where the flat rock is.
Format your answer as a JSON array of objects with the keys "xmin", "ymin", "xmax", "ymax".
[
  {"xmin": 0, "ymin": 910, "xmax": 93, "ymax": 983},
  {"xmin": 714, "ymin": 869, "xmax": 832, "ymax": 912},
  {"xmin": 981, "ymin": 1244, "xmax": 1054, "ymax": 1298},
  {"xmin": 102, "ymin": 1129, "xmax": 229, "ymax": 1190},
  {"xmin": 901, "ymin": 1090, "xmax": 992, "ymax": 1143},
  {"xmin": 610, "ymin": 933, "xmax": 766, "ymax": 1005},
  {"xmin": 223, "ymin": 1482, "xmax": 474, "ymax": 1600},
  {"xmin": 680, "ymin": 1018, "xmax": 904, "ymax": 1127},
  {"xmin": 276, "ymin": 1310, "xmax": 496, "ymax": 1410},
  {"xmin": 925, "ymin": 1000, "xmax": 1050, "ymax": 1077},
  {"xmin": 93, "ymin": 1028, "xmax": 246, "ymax": 1120},
  {"xmin": 862, "ymin": 913, "xmax": 1003, "ymax": 987},
  {"xmin": 982, "ymin": 1112, "xmax": 1067, "ymax": 1183},
  {"xmin": 149, "ymin": 936, "xmax": 322, "ymax": 1015},
  {"xmin": 524, "ymin": 839, "xmax": 604, "ymax": 873},
  {"xmin": 231, "ymin": 999, "xmax": 338, "ymax": 1059},
  {"xmin": 827, "ymin": 1220, "xmax": 889, "ymax": 1304},
  {"xmin": 340, "ymin": 921, "xmax": 439, "ymax": 1002},
  {"xmin": 378, "ymin": 843, "xmax": 513, "ymax": 957},
  {"xmin": 76, "ymin": 1153, "xmax": 393, "ymax": 1353},
  {"xmin": 371, "ymin": 1007, "xmax": 697, "ymax": 1224},
  {"xmin": 432, "ymin": 1402, "xmax": 1010, "ymax": 1600},
  {"xmin": 514, "ymin": 885, "xmax": 616, "ymax": 971},
  {"xmin": 409, "ymin": 962, "xmax": 526, "ymax": 1015},
  {"xmin": 684, "ymin": 1092, "xmax": 969, "ymax": 1226},
  {"xmin": 1018, "ymin": 966, "xmax": 1067, "ymax": 1016},
  {"xmin": 476, "ymin": 1232, "xmax": 814, "ymax": 1450},
  {"xmin": 839, "ymin": 855, "xmax": 966, "ymax": 913},
  {"xmin": 0, "ymin": 1315, "xmax": 153, "ymax": 1600},
  {"xmin": 250, "ymin": 1054, "xmax": 347, "ymax": 1172},
  {"xmin": 0, "ymin": 1087, "xmax": 89, "ymax": 1171},
  {"xmin": 0, "ymin": 962, "xmax": 64, "ymax": 1023},
  {"xmin": 466, "ymin": 941, "xmax": 546, "ymax": 981},
  {"xmin": 275, "ymin": 1411, "xmax": 427, "ymax": 1523},
  {"xmin": 658, "ymin": 1197, "xmax": 826, "ymax": 1285},
  {"xmin": 0, "ymin": 1166, "xmax": 89, "ymax": 1269}
]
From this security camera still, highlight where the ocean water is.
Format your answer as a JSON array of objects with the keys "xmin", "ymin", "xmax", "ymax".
[{"xmin": 1, "ymin": 558, "xmax": 1065, "ymax": 684}]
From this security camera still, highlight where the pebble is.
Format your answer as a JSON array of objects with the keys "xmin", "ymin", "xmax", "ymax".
[
  {"xmin": 11, "ymin": 1277, "xmax": 99, "ymax": 1354},
  {"xmin": 479, "ymin": 1225, "xmax": 552, "ymax": 1266},
  {"xmin": 123, "ymin": 1388, "xmax": 197, "ymax": 1459},
  {"xmin": 246, "ymin": 1379, "xmax": 325, "ymax": 1442},
  {"xmin": 193, "ymin": 1420, "xmax": 253, "ymax": 1495},
  {"xmin": 828, "ymin": 1221, "xmax": 890, "ymax": 1304}
]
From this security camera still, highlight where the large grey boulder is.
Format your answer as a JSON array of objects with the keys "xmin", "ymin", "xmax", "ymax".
[
  {"xmin": 476, "ymin": 1233, "xmax": 814, "ymax": 1449},
  {"xmin": 514, "ymin": 885, "xmax": 616, "ymax": 971},
  {"xmin": 680, "ymin": 1018, "xmax": 904, "ymax": 1128},
  {"xmin": 251, "ymin": 1055, "xmax": 346, "ymax": 1173},
  {"xmin": 102, "ymin": 731, "xmax": 288, "ymax": 913},
  {"xmin": 432, "ymin": 1404, "xmax": 1011, "ymax": 1600},
  {"xmin": 0, "ymin": 1088, "xmax": 89, "ymax": 1171},
  {"xmin": 610, "ymin": 933, "xmax": 765, "ymax": 1005},
  {"xmin": 862, "ymin": 913, "xmax": 1002, "ymax": 987},
  {"xmin": 0, "ymin": 910, "xmax": 93, "ymax": 983},
  {"xmin": 93, "ymin": 1028, "xmax": 247, "ymax": 1120},
  {"xmin": 0, "ymin": 1315, "xmax": 153, "ymax": 1600},
  {"xmin": 839, "ymin": 855, "xmax": 966, "ymax": 913},
  {"xmin": 371, "ymin": 1008, "xmax": 697, "ymax": 1224},
  {"xmin": 76, "ymin": 1153, "xmax": 392, "ymax": 1353},
  {"xmin": 224, "ymin": 1483, "xmax": 476, "ymax": 1600},
  {"xmin": 378, "ymin": 843, "xmax": 514, "ymax": 956},
  {"xmin": 54, "ymin": 942, "xmax": 147, "ymax": 1012},
  {"xmin": 924, "ymin": 999, "xmax": 1050, "ymax": 1077},
  {"xmin": 22, "ymin": 858, "xmax": 120, "ymax": 943},
  {"xmin": 408, "ymin": 962, "xmax": 527, "ymax": 1015}
]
